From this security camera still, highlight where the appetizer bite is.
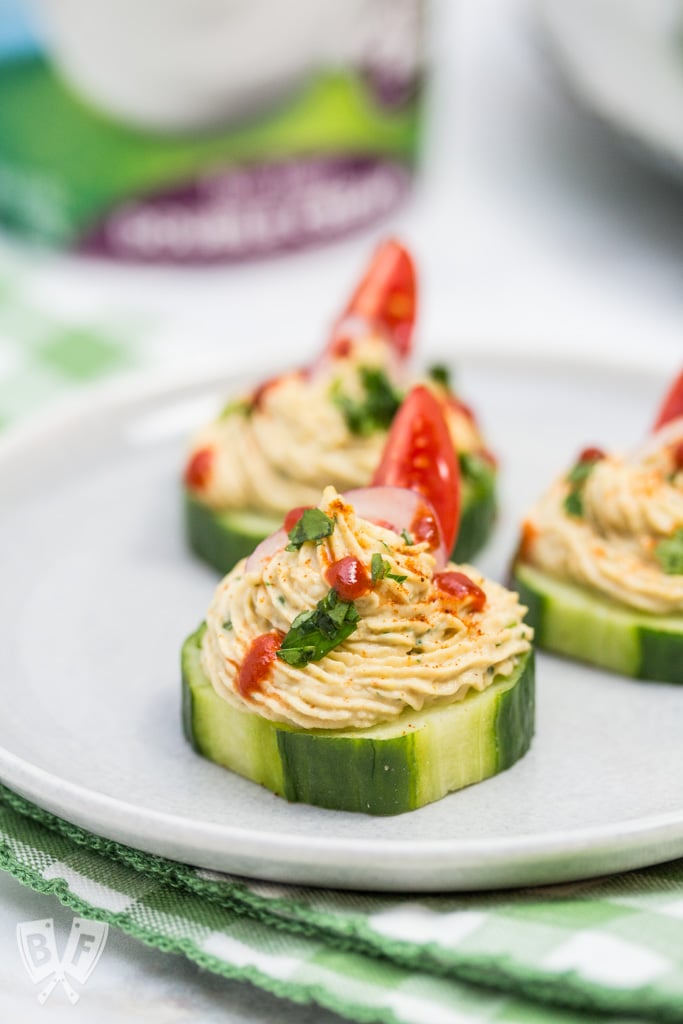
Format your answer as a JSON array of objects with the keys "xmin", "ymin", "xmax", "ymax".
[
  {"xmin": 513, "ymin": 368, "xmax": 683, "ymax": 682},
  {"xmin": 184, "ymin": 239, "xmax": 496, "ymax": 573},
  {"xmin": 182, "ymin": 387, "xmax": 534, "ymax": 815}
]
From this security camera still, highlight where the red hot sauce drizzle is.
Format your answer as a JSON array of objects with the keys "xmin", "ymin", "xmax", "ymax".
[
  {"xmin": 250, "ymin": 375, "xmax": 282, "ymax": 411},
  {"xmin": 237, "ymin": 632, "xmax": 283, "ymax": 699},
  {"xmin": 578, "ymin": 446, "xmax": 606, "ymax": 464},
  {"xmin": 434, "ymin": 571, "xmax": 486, "ymax": 613},
  {"xmin": 325, "ymin": 556, "xmax": 371, "ymax": 601},
  {"xmin": 410, "ymin": 504, "xmax": 441, "ymax": 550},
  {"xmin": 251, "ymin": 370, "xmax": 305, "ymax": 412},
  {"xmin": 284, "ymin": 505, "xmax": 313, "ymax": 532},
  {"xmin": 329, "ymin": 336, "xmax": 353, "ymax": 359},
  {"xmin": 184, "ymin": 447, "xmax": 213, "ymax": 490}
]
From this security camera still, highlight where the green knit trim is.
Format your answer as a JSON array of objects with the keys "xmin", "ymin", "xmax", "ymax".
[
  {"xmin": 1, "ymin": 784, "xmax": 682, "ymax": 1022},
  {"xmin": 0, "ymin": 839, "xmax": 404, "ymax": 1024}
]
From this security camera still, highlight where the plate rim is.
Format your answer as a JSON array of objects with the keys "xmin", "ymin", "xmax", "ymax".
[{"xmin": 1, "ymin": 347, "xmax": 682, "ymax": 891}]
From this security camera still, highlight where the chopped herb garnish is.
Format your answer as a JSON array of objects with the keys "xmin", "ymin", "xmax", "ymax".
[
  {"xmin": 219, "ymin": 398, "xmax": 252, "ymax": 419},
  {"xmin": 459, "ymin": 452, "xmax": 489, "ymax": 483},
  {"xmin": 567, "ymin": 461, "xmax": 597, "ymax": 485},
  {"xmin": 222, "ymin": 619, "xmax": 233, "ymax": 631},
  {"xmin": 277, "ymin": 589, "xmax": 360, "ymax": 667},
  {"xmin": 371, "ymin": 553, "xmax": 408, "ymax": 585},
  {"xmin": 563, "ymin": 456, "xmax": 600, "ymax": 518},
  {"xmin": 563, "ymin": 490, "xmax": 584, "ymax": 518},
  {"xmin": 277, "ymin": 595, "xmax": 286, "ymax": 605},
  {"xmin": 654, "ymin": 529, "xmax": 683, "ymax": 575},
  {"xmin": 286, "ymin": 508, "xmax": 335, "ymax": 551},
  {"xmin": 401, "ymin": 529, "xmax": 414, "ymax": 545},
  {"xmin": 332, "ymin": 367, "xmax": 402, "ymax": 436},
  {"xmin": 428, "ymin": 364, "xmax": 451, "ymax": 389}
]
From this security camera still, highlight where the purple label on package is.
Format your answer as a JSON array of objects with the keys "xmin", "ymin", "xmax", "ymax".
[{"xmin": 79, "ymin": 156, "xmax": 412, "ymax": 264}]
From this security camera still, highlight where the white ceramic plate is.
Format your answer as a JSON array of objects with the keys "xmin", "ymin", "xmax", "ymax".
[
  {"xmin": 536, "ymin": 0, "xmax": 683, "ymax": 181},
  {"xmin": 1, "ymin": 353, "xmax": 682, "ymax": 892}
]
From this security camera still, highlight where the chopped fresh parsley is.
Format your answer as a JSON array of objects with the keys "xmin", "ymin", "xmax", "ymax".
[
  {"xmin": 654, "ymin": 529, "xmax": 683, "ymax": 575},
  {"xmin": 567, "ymin": 460, "xmax": 597, "ymax": 485},
  {"xmin": 370, "ymin": 552, "xmax": 407, "ymax": 585},
  {"xmin": 428, "ymin": 364, "xmax": 451, "ymax": 389},
  {"xmin": 277, "ymin": 589, "xmax": 360, "ymax": 667},
  {"xmin": 219, "ymin": 398, "xmax": 252, "ymax": 419},
  {"xmin": 332, "ymin": 367, "xmax": 402, "ymax": 436},
  {"xmin": 563, "ymin": 457, "xmax": 600, "ymax": 518},
  {"xmin": 286, "ymin": 508, "xmax": 335, "ymax": 551},
  {"xmin": 563, "ymin": 490, "xmax": 584, "ymax": 518},
  {"xmin": 222, "ymin": 619, "xmax": 233, "ymax": 631},
  {"xmin": 400, "ymin": 529, "xmax": 414, "ymax": 545}
]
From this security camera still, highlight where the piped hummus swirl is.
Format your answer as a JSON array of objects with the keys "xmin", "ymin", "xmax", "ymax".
[
  {"xmin": 201, "ymin": 486, "xmax": 531, "ymax": 731},
  {"xmin": 520, "ymin": 445, "xmax": 683, "ymax": 615},
  {"xmin": 189, "ymin": 336, "xmax": 485, "ymax": 515}
]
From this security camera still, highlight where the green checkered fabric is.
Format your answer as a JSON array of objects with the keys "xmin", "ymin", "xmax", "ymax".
[
  {"xmin": 0, "ymin": 262, "xmax": 681, "ymax": 1023},
  {"xmin": 0, "ymin": 266, "xmax": 137, "ymax": 425},
  {"xmin": 0, "ymin": 785, "xmax": 678, "ymax": 1024}
]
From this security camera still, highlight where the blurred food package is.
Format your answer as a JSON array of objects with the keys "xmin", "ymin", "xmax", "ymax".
[{"xmin": 0, "ymin": 0, "xmax": 425, "ymax": 262}]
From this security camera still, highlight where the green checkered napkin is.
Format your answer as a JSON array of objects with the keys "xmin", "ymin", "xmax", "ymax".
[
  {"xmin": 0, "ymin": 265, "xmax": 681, "ymax": 1024},
  {"xmin": 0, "ymin": 266, "xmax": 137, "ymax": 427},
  {"xmin": 1, "ymin": 784, "xmax": 681, "ymax": 1024}
]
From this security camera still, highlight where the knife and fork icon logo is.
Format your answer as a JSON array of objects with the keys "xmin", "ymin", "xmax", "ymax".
[{"xmin": 17, "ymin": 917, "xmax": 108, "ymax": 1004}]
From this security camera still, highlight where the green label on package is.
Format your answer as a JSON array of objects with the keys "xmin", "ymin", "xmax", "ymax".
[{"xmin": 0, "ymin": 0, "xmax": 424, "ymax": 263}]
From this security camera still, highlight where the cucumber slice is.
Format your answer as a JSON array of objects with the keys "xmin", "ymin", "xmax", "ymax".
[
  {"xmin": 514, "ymin": 561, "xmax": 683, "ymax": 683},
  {"xmin": 185, "ymin": 495, "xmax": 282, "ymax": 572},
  {"xmin": 182, "ymin": 625, "xmax": 534, "ymax": 815},
  {"xmin": 185, "ymin": 459, "xmax": 496, "ymax": 574}
]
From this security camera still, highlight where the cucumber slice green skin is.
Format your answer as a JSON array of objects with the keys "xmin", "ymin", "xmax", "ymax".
[
  {"xmin": 185, "ymin": 458, "xmax": 497, "ymax": 574},
  {"xmin": 184, "ymin": 496, "xmax": 279, "ymax": 575},
  {"xmin": 181, "ymin": 626, "xmax": 534, "ymax": 815},
  {"xmin": 514, "ymin": 561, "xmax": 683, "ymax": 684}
]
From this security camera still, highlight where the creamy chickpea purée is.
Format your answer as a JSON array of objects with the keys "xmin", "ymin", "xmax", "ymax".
[
  {"xmin": 189, "ymin": 335, "xmax": 484, "ymax": 515},
  {"xmin": 201, "ymin": 486, "xmax": 531, "ymax": 731},
  {"xmin": 521, "ymin": 446, "xmax": 683, "ymax": 615}
]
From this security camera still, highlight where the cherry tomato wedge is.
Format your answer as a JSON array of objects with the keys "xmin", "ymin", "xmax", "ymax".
[
  {"xmin": 337, "ymin": 239, "xmax": 417, "ymax": 359},
  {"xmin": 372, "ymin": 385, "xmax": 461, "ymax": 555},
  {"xmin": 653, "ymin": 368, "xmax": 683, "ymax": 431}
]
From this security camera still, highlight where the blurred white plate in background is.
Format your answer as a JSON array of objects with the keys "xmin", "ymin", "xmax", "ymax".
[{"xmin": 536, "ymin": 0, "xmax": 683, "ymax": 179}]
